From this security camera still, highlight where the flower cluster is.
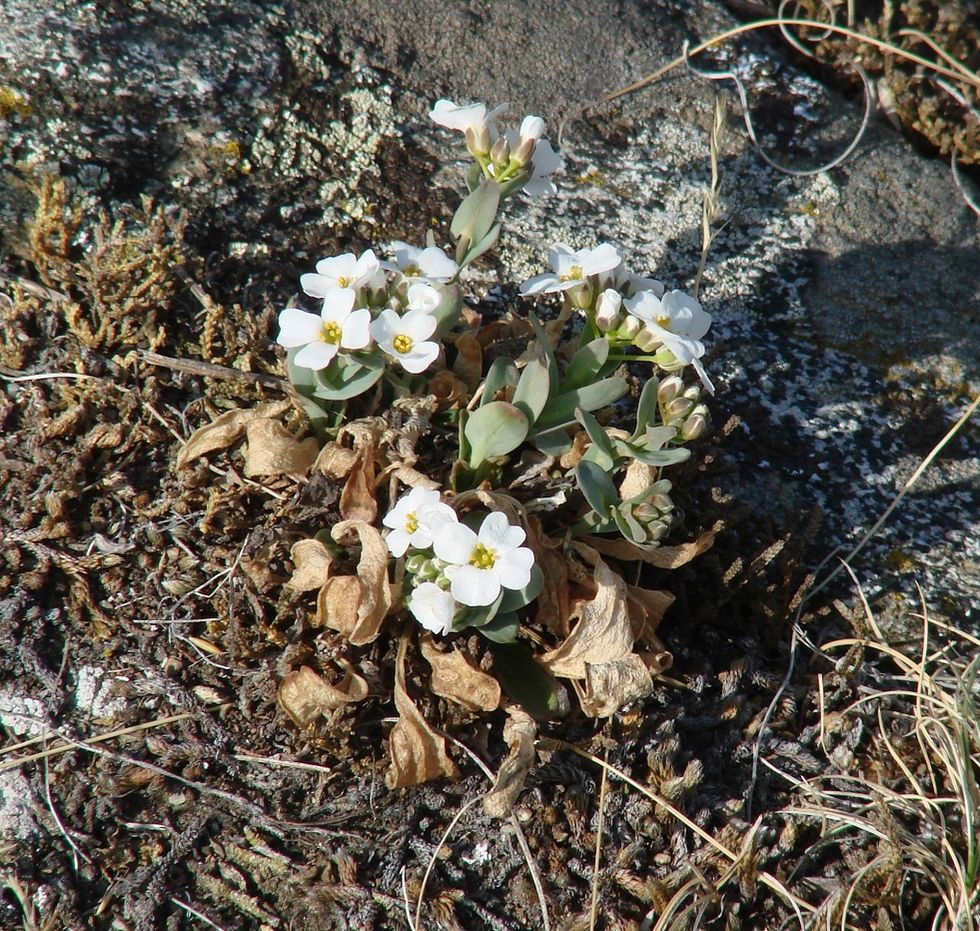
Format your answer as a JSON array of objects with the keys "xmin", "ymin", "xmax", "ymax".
[
  {"xmin": 520, "ymin": 242, "xmax": 715, "ymax": 393},
  {"xmin": 383, "ymin": 488, "xmax": 535, "ymax": 636},
  {"xmin": 429, "ymin": 99, "xmax": 562, "ymax": 198},
  {"xmin": 277, "ymin": 243, "xmax": 460, "ymax": 379}
]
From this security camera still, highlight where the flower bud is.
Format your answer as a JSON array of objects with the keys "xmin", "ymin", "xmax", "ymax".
[
  {"xmin": 666, "ymin": 396, "xmax": 695, "ymax": 422},
  {"xmin": 510, "ymin": 136, "xmax": 536, "ymax": 168},
  {"xmin": 680, "ymin": 405, "xmax": 709, "ymax": 441},
  {"xmin": 634, "ymin": 327, "xmax": 662, "ymax": 353},
  {"xmin": 490, "ymin": 135, "xmax": 510, "ymax": 170},
  {"xmin": 465, "ymin": 123, "xmax": 491, "ymax": 158},
  {"xmin": 595, "ymin": 289, "xmax": 622, "ymax": 332},
  {"xmin": 405, "ymin": 553, "xmax": 428, "ymax": 574},
  {"xmin": 619, "ymin": 314, "xmax": 643, "ymax": 339},
  {"xmin": 657, "ymin": 375, "xmax": 684, "ymax": 406}
]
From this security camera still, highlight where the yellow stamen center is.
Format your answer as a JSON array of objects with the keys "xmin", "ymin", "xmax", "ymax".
[
  {"xmin": 405, "ymin": 512, "xmax": 419, "ymax": 534},
  {"xmin": 403, "ymin": 263, "xmax": 420, "ymax": 277},
  {"xmin": 336, "ymin": 275, "xmax": 352, "ymax": 288},
  {"xmin": 392, "ymin": 333, "xmax": 414, "ymax": 354},
  {"xmin": 321, "ymin": 321, "xmax": 342, "ymax": 344},
  {"xmin": 656, "ymin": 315, "xmax": 672, "ymax": 329},
  {"xmin": 470, "ymin": 543, "xmax": 496, "ymax": 570},
  {"xmin": 558, "ymin": 264, "xmax": 584, "ymax": 282}
]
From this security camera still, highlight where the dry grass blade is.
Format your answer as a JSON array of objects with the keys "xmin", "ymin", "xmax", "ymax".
[
  {"xmin": 589, "ymin": 746, "xmax": 610, "ymax": 931},
  {"xmin": 771, "ymin": 586, "xmax": 980, "ymax": 930}
]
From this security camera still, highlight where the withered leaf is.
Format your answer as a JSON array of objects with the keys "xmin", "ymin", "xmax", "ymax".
[
  {"xmin": 392, "ymin": 465, "xmax": 441, "ymax": 490},
  {"xmin": 427, "ymin": 370, "xmax": 470, "ymax": 409},
  {"xmin": 540, "ymin": 553, "xmax": 634, "ymax": 679},
  {"xmin": 175, "ymin": 400, "xmax": 291, "ymax": 469},
  {"xmin": 313, "ymin": 442, "xmax": 360, "ymax": 479},
  {"xmin": 339, "ymin": 447, "xmax": 377, "ymax": 524},
  {"xmin": 420, "ymin": 635, "xmax": 501, "ymax": 712},
  {"xmin": 278, "ymin": 662, "xmax": 369, "ymax": 727},
  {"xmin": 452, "ymin": 331, "xmax": 483, "ymax": 391},
  {"xmin": 387, "ymin": 630, "xmax": 458, "ymax": 788},
  {"xmin": 325, "ymin": 520, "xmax": 393, "ymax": 645},
  {"xmin": 582, "ymin": 655, "xmax": 653, "ymax": 718},
  {"xmin": 625, "ymin": 583, "xmax": 674, "ymax": 644},
  {"xmin": 315, "ymin": 575, "xmax": 361, "ymax": 636},
  {"xmin": 581, "ymin": 522, "xmax": 720, "ymax": 568},
  {"xmin": 242, "ymin": 418, "xmax": 319, "ymax": 478},
  {"xmin": 287, "ymin": 539, "xmax": 335, "ymax": 592},
  {"xmin": 618, "ymin": 459, "xmax": 658, "ymax": 500},
  {"xmin": 483, "ymin": 707, "xmax": 536, "ymax": 819}
]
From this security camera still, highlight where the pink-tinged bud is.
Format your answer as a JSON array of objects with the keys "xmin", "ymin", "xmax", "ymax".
[
  {"xmin": 595, "ymin": 289, "xmax": 622, "ymax": 332},
  {"xmin": 510, "ymin": 136, "xmax": 536, "ymax": 168},
  {"xmin": 489, "ymin": 135, "xmax": 510, "ymax": 169},
  {"xmin": 657, "ymin": 374, "xmax": 684, "ymax": 406},
  {"xmin": 634, "ymin": 327, "xmax": 662, "ymax": 353},
  {"xmin": 619, "ymin": 314, "xmax": 643, "ymax": 339},
  {"xmin": 465, "ymin": 124, "xmax": 491, "ymax": 157}
]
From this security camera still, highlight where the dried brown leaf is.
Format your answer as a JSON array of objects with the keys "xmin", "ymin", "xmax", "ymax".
[
  {"xmin": 559, "ymin": 430, "xmax": 589, "ymax": 470},
  {"xmin": 527, "ymin": 518, "xmax": 572, "ymax": 636},
  {"xmin": 315, "ymin": 575, "xmax": 361, "ymax": 637},
  {"xmin": 483, "ymin": 707, "xmax": 536, "ymax": 818},
  {"xmin": 427, "ymin": 369, "xmax": 470, "ymax": 409},
  {"xmin": 339, "ymin": 448, "xmax": 377, "ymax": 523},
  {"xmin": 392, "ymin": 465, "xmax": 441, "ymax": 490},
  {"xmin": 287, "ymin": 539, "xmax": 335, "ymax": 592},
  {"xmin": 327, "ymin": 520, "xmax": 393, "ymax": 645},
  {"xmin": 387, "ymin": 630, "xmax": 458, "ymax": 788},
  {"xmin": 452, "ymin": 331, "xmax": 483, "ymax": 391},
  {"xmin": 581, "ymin": 522, "xmax": 720, "ymax": 568},
  {"xmin": 540, "ymin": 551, "xmax": 634, "ymax": 679},
  {"xmin": 175, "ymin": 400, "xmax": 291, "ymax": 469},
  {"xmin": 278, "ymin": 663, "xmax": 368, "ymax": 728},
  {"xmin": 625, "ymin": 583, "xmax": 674, "ymax": 644},
  {"xmin": 242, "ymin": 418, "xmax": 319, "ymax": 478},
  {"xmin": 314, "ymin": 442, "xmax": 360, "ymax": 479},
  {"xmin": 582, "ymin": 655, "xmax": 653, "ymax": 717},
  {"xmin": 618, "ymin": 459, "xmax": 658, "ymax": 500},
  {"xmin": 420, "ymin": 635, "xmax": 501, "ymax": 712}
]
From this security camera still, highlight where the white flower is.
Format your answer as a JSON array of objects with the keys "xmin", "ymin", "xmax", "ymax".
[
  {"xmin": 277, "ymin": 289, "xmax": 372, "ymax": 370},
  {"xmin": 624, "ymin": 289, "xmax": 715, "ymax": 393},
  {"xmin": 408, "ymin": 582, "xmax": 457, "ymax": 636},
  {"xmin": 385, "ymin": 241, "xmax": 458, "ymax": 283},
  {"xmin": 383, "ymin": 488, "xmax": 457, "ymax": 557},
  {"xmin": 429, "ymin": 98, "xmax": 507, "ymax": 135},
  {"xmin": 434, "ymin": 512, "xmax": 534, "ymax": 607},
  {"xmin": 300, "ymin": 249, "xmax": 382, "ymax": 304},
  {"xmin": 519, "ymin": 243, "xmax": 622, "ymax": 295},
  {"xmin": 371, "ymin": 307, "xmax": 441, "ymax": 374}
]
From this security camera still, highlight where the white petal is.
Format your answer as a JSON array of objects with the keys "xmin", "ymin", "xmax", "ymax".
[
  {"xmin": 450, "ymin": 565, "xmax": 500, "ymax": 607},
  {"xmin": 477, "ymin": 512, "xmax": 525, "ymax": 554},
  {"xmin": 299, "ymin": 273, "xmax": 333, "ymax": 298},
  {"xmin": 418, "ymin": 502, "xmax": 458, "ymax": 533},
  {"xmin": 520, "ymin": 115, "xmax": 546, "ymax": 142},
  {"xmin": 494, "ymin": 547, "xmax": 534, "ymax": 591},
  {"xmin": 401, "ymin": 309, "xmax": 437, "ymax": 341},
  {"xmin": 315, "ymin": 253, "xmax": 357, "ymax": 281},
  {"xmin": 692, "ymin": 357, "xmax": 715, "ymax": 395},
  {"xmin": 388, "ymin": 240, "xmax": 420, "ymax": 266},
  {"xmin": 399, "ymin": 341, "xmax": 440, "ymax": 374},
  {"xmin": 370, "ymin": 308, "xmax": 399, "ymax": 347},
  {"xmin": 522, "ymin": 176, "xmax": 557, "ymax": 198},
  {"xmin": 386, "ymin": 528, "xmax": 411, "ymax": 558},
  {"xmin": 320, "ymin": 288, "xmax": 357, "ymax": 323},
  {"xmin": 340, "ymin": 308, "xmax": 372, "ymax": 350},
  {"xmin": 624, "ymin": 290, "xmax": 662, "ymax": 322},
  {"xmin": 293, "ymin": 340, "xmax": 338, "ymax": 370},
  {"xmin": 519, "ymin": 273, "xmax": 560, "ymax": 295},
  {"xmin": 417, "ymin": 248, "xmax": 458, "ymax": 281},
  {"xmin": 409, "ymin": 582, "xmax": 456, "ymax": 635},
  {"xmin": 583, "ymin": 243, "xmax": 622, "ymax": 276},
  {"xmin": 354, "ymin": 248, "xmax": 380, "ymax": 282},
  {"xmin": 433, "ymin": 522, "xmax": 478, "ymax": 565},
  {"xmin": 429, "ymin": 99, "xmax": 486, "ymax": 132},
  {"xmin": 277, "ymin": 307, "xmax": 324, "ymax": 348}
]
